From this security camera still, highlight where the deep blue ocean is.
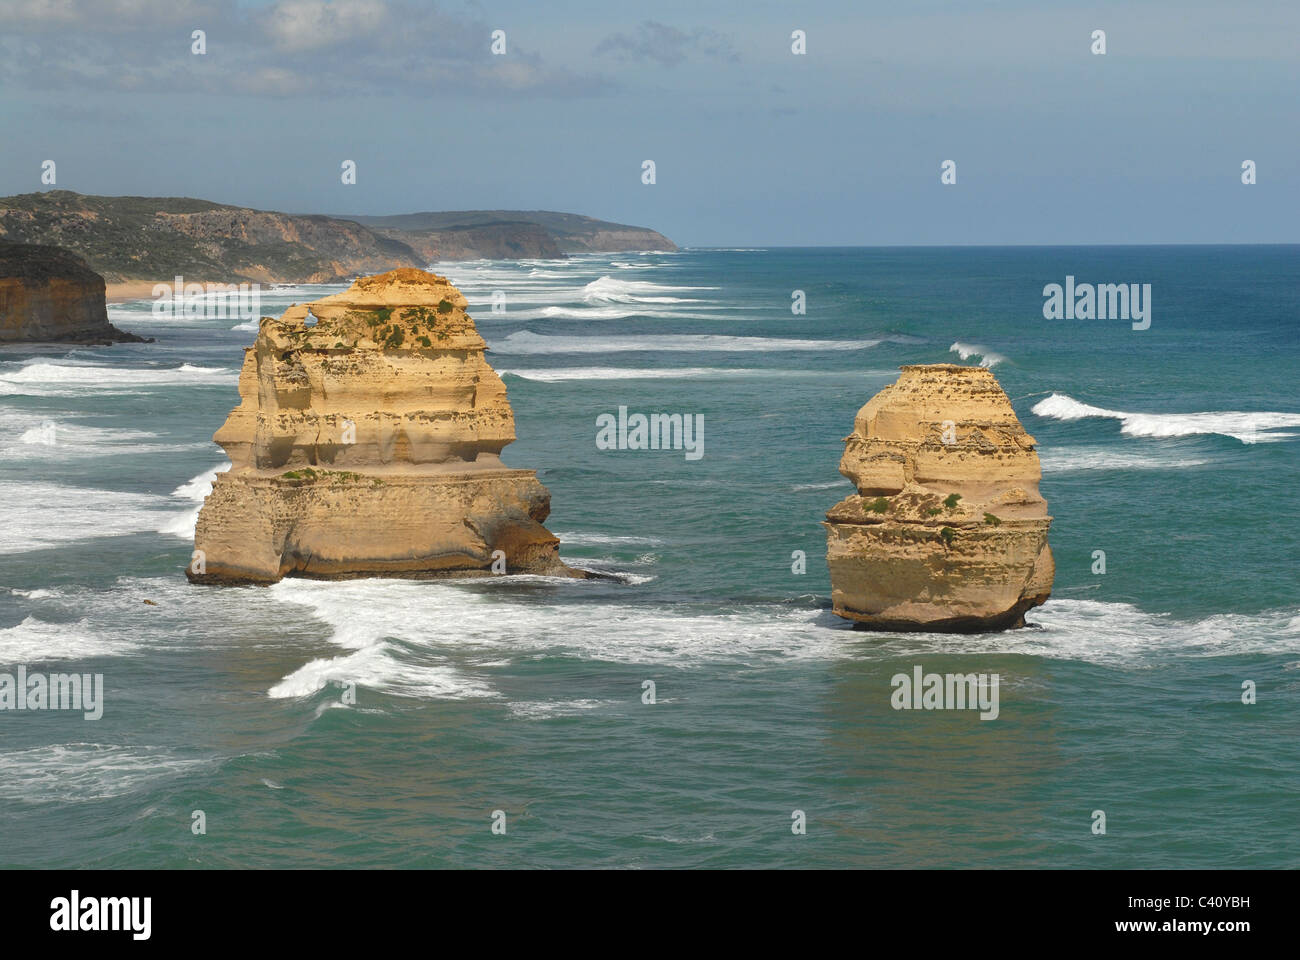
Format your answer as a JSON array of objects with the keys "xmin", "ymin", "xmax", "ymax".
[{"xmin": 1, "ymin": 246, "xmax": 1297, "ymax": 868}]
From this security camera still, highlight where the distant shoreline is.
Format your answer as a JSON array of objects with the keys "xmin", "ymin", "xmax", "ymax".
[{"xmin": 106, "ymin": 281, "xmax": 167, "ymax": 303}]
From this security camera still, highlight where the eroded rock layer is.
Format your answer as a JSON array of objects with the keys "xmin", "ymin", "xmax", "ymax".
[
  {"xmin": 189, "ymin": 268, "xmax": 583, "ymax": 584},
  {"xmin": 823, "ymin": 363, "xmax": 1053, "ymax": 631}
]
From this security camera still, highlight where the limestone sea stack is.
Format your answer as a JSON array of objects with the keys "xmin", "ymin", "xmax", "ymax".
[
  {"xmin": 0, "ymin": 240, "xmax": 147, "ymax": 344},
  {"xmin": 189, "ymin": 268, "xmax": 585, "ymax": 585},
  {"xmin": 823, "ymin": 363, "xmax": 1053, "ymax": 631}
]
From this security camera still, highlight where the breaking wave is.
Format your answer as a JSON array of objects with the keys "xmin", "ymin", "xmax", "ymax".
[
  {"xmin": 581, "ymin": 276, "xmax": 712, "ymax": 304},
  {"xmin": 158, "ymin": 463, "xmax": 230, "ymax": 539},
  {"xmin": 0, "ymin": 360, "xmax": 235, "ymax": 396},
  {"xmin": 950, "ymin": 341, "xmax": 1007, "ymax": 367},
  {"xmin": 1031, "ymin": 393, "xmax": 1300, "ymax": 443}
]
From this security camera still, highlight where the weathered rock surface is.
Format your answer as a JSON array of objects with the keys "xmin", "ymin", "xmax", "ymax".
[
  {"xmin": 189, "ymin": 268, "xmax": 585, "ymax": 585},
  {"xmin": 823, "ymin": 363, "xmax": 1053, "ymax": 631},
  {"xmin": 0, "ymin": 241, "xmax": 148, "ymax": 343}
]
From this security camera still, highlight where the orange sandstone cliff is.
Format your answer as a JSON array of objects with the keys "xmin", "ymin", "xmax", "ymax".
[
  {"xmin": 0, "ymin": 241, "xmax": 147, "ymax": 343},
  {"xmin": 188, "ymin": 268, "xmax": 584, "ymax": 585},
  {"xmin": 823, "ymin": 364, "xmax": 1053, "ymax": 631}
]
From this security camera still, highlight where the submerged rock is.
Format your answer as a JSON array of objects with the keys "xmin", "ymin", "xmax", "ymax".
[
  {"xmin": 189, "ymin": 268, "xmax": 586, "ymax": 585},
  {"xmin": 0, "ymin": 240, "xmax": 149, "ymax": 344},
  {"xmin": 823, "ymin": 363, "xmax": 1053, "ymax": 631}
]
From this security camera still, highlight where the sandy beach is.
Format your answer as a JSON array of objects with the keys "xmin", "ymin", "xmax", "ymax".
[{"xmin": 105, "ymin": 281, "xmax": 170, "ymax": 303}]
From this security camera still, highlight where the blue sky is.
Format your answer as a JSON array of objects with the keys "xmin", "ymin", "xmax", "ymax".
[{"xmin": 0, "ymin": 0, "xmax": 1296, "ymax": 245}]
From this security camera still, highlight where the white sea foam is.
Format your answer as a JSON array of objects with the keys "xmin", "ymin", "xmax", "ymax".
[
  {"xmin": 158, "ymin": 463, "xmax": 230, "ymax": 538},
  {"xmin": 508, "ymin": 698, "xmax": 613, "ymax": 719},
  {"xmin": 263, "ymin": 578, "xmax": 852, "ymax": 705},
  {"xmin": 0, "ymin": 744, "xmax": 210, "ymax": 803},
  {"xmin": 949, "ymin": 341, "xmax": 1007, "ymax": 367},
  {"xmin": 492, "ymin": 305, "xmax": 740, "ymax": 322},
  {"xmin": 0, "ymin": 615, "xmax": 139, "ymax": 661},
  {"xmin": 1039, "ymin": 447, "xmax": 1211, "ymax": 473},
  {"xmin": 265, "ymin": 580, "xmax": 1300, "ymax": 703},
  {"xmin": 552, "ymin": 532, "xmax": 666, "ymax": 546},
  {"xmin": 880, "ymin": 599, "xmax": 1300, "ymax": 666},
  {"xmin": 268, "ymin": 643, "xmax": 496, "ymax": 701},
  {"xmin": 1017, "ymin": 600, "xmax": 1300, "ymax": 663},
  {"xmin": 491, "ymin": 331, "xmax": 880, "ymax": 355},
  {"xmin": 0, "ymin": 482, "xmax": 169, "ymax": 554},
  {"xmin": 0, "ymin": 418, "xmax": 178, "ymax": 460},
  {"xmin": 1032, "ymin": 393, "xmax": 1300, "ymax": 443},
  {"xmin": 582, "ymin": 276, "xmax": 713, "ymax": 304},
  {"xmin": 0, "ymin": 360, "xmax": 235, "ymax": 397},
  {"xmin": 172, "ymin": 463, "xmax": 230, "ymax": 501},
  {"xmin": 792, "ymin": 480, "xmax": 850, "ymax": 491}
]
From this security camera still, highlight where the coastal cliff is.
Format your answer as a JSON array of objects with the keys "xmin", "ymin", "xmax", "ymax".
[
  {"xmin": 823, "ymin": 364, "xmax": 1053, "ymax": 631},
  {"xmin": 0, "ymin": 240, "xmax": 148, "ymax": 343},
  {"xmin": 350, "ymin": 210, "xmax": 677, "ymax": 256},
  {"xmin": 0, "ymin": 192, "xmax": 424, "ymax": 284},
  {"xmin": 189, "ymin": 268, "xmax": 585, "ymax": 585},
  {"xmin": 0, "ymin": 192, "xmax": 676, "ymax": 288},
  {"xmin": 378, "ymin": 221, "xmax": 565, "ymax": 262}
]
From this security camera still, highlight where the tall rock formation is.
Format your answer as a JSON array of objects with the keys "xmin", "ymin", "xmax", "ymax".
[
  {"xmin": 823, "ymin": 364, "xmax": 1053, "ymax": 631},
  {"xmin": 0, "ymin": 241, "xmax": 147, "ymax": 343},
  {"xmin": 189, "ymin": 268, "xmax": 584, "ymax": 585}
]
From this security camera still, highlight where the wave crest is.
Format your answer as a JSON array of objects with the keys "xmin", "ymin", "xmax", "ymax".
[
  {"xmin": 949, "ymin": 341, "xmax": 1007, "ymax": 367},
  {"xmin": 1031, "ymin": 393, "xmax": 1300, "ymax": 443}
]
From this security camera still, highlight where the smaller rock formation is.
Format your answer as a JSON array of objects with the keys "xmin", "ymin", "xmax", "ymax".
[
  {"xmin": 189, "ymin": 268, "xmax": 586, "ymax": 585},
  {"xmin": 0, "ymin": 241, "xmax": 148, "ymax": 344},
  {"xmin": 823, "ymin": 363, "xmax": 1053, "ymax": 631}
]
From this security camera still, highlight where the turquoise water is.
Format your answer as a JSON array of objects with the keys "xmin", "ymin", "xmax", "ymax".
[{"xmin": 1, "ymin": 246, "xmax": 1297, "ymax": 868}]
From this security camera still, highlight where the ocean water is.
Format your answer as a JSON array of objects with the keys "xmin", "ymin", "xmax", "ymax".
[{"xmin": 1, "ymin": 246, "xmax": 1297, "ymax": 868}]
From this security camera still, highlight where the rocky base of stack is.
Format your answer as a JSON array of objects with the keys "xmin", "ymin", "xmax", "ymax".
[
  {"xmin": 189, "ymin": 468, "xmax": 581, "ymax": 584},
  {"xmin": 825, "ymin": 495, "xmax": 1054, "ymax": 631}
]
